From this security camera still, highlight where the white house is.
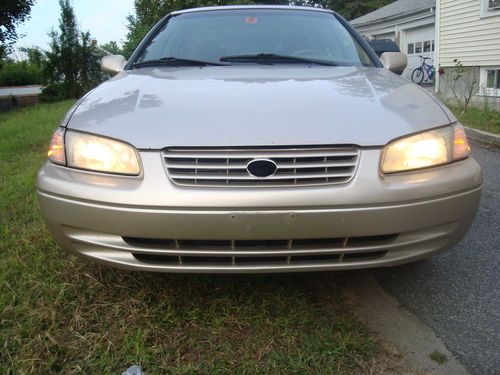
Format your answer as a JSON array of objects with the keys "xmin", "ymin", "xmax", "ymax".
[
  {"xmin": 351, "ymin": 0, "xmax": 436, "ymax": 81},
  {"xmin": 435, "ymin": 0, "xmax": 500, "ymax": 108}
]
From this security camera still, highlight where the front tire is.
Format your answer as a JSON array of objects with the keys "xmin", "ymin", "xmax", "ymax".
[{"xmin": 411, "ymin": 68, "xmax": 425, "ymax": 84}]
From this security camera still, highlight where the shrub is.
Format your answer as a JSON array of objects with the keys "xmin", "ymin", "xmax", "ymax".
[
  {"xmin": 39, "ymin": 84, "xmax": 66, "ymax": 103},
  {"xmin": 0, "ymin": 61, "xmax": 43, "ymax": 86}
]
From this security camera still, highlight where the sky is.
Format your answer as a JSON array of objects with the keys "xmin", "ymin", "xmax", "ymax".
[{"xmin": 14, "ymin": 0, "xmax": 135, "ymax": 54}]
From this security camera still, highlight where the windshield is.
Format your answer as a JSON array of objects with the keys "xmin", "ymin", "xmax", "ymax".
[{"xmin": 134, "ymin": 9, "xmax": 374, "ymax": 67}]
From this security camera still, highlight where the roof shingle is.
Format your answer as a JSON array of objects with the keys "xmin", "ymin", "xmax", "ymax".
[{"xmin": 351, "ymin": 0, "xmax": 436, "ymax": 25}]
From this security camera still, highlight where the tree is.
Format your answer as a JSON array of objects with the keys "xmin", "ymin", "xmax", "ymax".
[
  {"xmin": 100, "ymin": 41, "xmax": 124, "ymax": 55},
  {"xmin": 0, "ymin": 46, "xmax": 46, "ymax": 86},
  {"xmin": 43, "ymin": 0, "xmax": 104, "ymax": 100},
  {"xmin": 0, "ymin": 0, "xmax": 36, "ymax": 60},
  {"xmin": 20, "ymin": 46, "xmax": 45, "ymax": 67}
]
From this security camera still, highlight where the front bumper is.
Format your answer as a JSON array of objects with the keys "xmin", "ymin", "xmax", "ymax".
[{"xmin": 36, "ymin": 150, "xmax": 482, "ymax": 273}]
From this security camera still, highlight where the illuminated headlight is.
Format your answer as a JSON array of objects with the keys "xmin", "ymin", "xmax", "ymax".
[
  {"xmin": 381, "ymin": 124, "xmax": 470, "ymax": 174},
  {"xmin": 48, "ymin": 128, "xmax": 141, "ymax": 175}
]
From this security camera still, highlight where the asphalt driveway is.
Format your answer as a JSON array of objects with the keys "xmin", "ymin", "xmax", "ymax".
[{"xmin": 372, "ymin": 141, "xmax": 500, "ymax": 375}]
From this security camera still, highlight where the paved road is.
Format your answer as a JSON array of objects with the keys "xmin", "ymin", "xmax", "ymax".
[{"xmin": 372, "ymin": 142, "xmax": 500, "ymax": 375}]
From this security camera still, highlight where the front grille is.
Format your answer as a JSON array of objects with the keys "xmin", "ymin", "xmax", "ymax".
[
  {"xmin": 162, "ymin": 146, "xmax": 360, "ymax": 187},
  {"xmin": 132, "ymin": 251, "xmax": 387, "ymax": 266},
  {"xmin": 123, "ymin": 234, "xmax": 397, "ymax": 266},
  {"xmin": 123, "ymin": 235, "xmax": 397, "ymax": 251}
]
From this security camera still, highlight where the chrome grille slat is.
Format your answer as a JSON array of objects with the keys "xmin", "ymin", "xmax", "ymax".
[
  {"xmin": 169, "ymin": 172, "xmax": 354, "ymax": 180},
  {"xmin": 164, "ymin": 150, "xmax": 358, "ymax": 159},
  {"xmin": 163, "ymin": 146, "xmax": 360, "ymax": 187},
  {"xmin": 166, "ymin": 161, "xmax": 357, "ymax": 169}
]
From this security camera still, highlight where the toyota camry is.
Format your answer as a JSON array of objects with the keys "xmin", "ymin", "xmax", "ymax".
[{"xmin": 36, "ymin": 6, "xmax": 482, "ymax": 273}]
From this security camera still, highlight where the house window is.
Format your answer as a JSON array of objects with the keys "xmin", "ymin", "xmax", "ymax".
[
  {"xmin": 415, "ymin": 42, "xmax": 422, "ymax": 54},
  {"xmin": 481, "ymin": 0, "xmax": 500, "ymax": 17},
  {"xmin": 486, "ymin": 70, "xmax": 500, "ymax": 89},
  {"xmin": 423, "ymin": 40, "xmax": 431, "ymax": 53},
  {"xmin": 431, "ymin": 40, "xmax": 435, "ymax": 52},
  {"xmin": 407, "ymin": 43, "xmax": 414, "ymax": 54},
  {"xmin": 489, "ymin": 0, "xmax": 500, "ymax": 10},
  {"xmin": 481, "ymin": 68, "xmax": 500, "ymax": 97}
]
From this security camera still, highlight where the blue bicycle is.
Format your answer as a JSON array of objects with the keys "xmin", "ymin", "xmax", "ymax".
[{"xmin": 411, "ymin": 55, "xmax": 435, "ymax": 84}]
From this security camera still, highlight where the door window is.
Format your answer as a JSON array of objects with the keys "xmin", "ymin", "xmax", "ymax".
[{"xmin": 415, "ymin": 42, "xmax": 422, "ymax": 54}]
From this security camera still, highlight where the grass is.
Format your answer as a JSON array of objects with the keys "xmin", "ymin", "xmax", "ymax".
[
  {"xmin": 0, "ymin": 102, "xmax": 399, "ymax": 374},
  {"xmin": 429, "ymin": 351, "xmax": 448, "ymax": 365},
  {"xmin": 447, "ymin": 105, "xmax": 500, "ymax": 135}
]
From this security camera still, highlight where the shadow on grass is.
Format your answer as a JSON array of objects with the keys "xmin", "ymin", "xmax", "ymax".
[{"xmin": 2, "ymin": 239, "xmax": 381, "ymax": 374}]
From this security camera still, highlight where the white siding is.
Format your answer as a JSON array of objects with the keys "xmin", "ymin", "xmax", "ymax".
[{"xmin": 439, "ymin": 0, "xmax": 500, "ymax": 66}]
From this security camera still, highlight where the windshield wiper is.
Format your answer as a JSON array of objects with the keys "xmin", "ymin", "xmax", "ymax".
[
  {"xmin": 219, "ymin": 53, "xmax": 337, "ymax": 66},
  {"xmin": 133, "ymin": 57, "xmax": 229, "ymax": 68}
]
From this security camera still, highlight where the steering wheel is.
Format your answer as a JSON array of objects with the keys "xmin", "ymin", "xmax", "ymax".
[{"xmin": 292, "ymin": 49, "xmax": 323, "ymax": 57}]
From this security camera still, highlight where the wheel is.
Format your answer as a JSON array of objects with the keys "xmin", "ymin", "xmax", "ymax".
[{"xmin": 411, "ymin": 68, "xmax": 425, "ymax": 84}]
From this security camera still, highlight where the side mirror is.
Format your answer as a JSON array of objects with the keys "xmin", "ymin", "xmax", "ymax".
[
  {"xmin": 100, "ymin": 55, "xmax": 127, "ymax": 75},
  {"xmin": 380, "ymin": 52, "xmax": 407, "ymax": 75}
]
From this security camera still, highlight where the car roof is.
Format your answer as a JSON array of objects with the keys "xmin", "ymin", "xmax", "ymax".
[
  {"xmin": 367, "ymin": 39, "xmax": 400, "ymax": 53},
  {"xmin": 171, "ymin": 5, "xmax": 335, "ymax": 16}
]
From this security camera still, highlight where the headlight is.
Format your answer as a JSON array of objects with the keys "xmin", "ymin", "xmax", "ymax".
[
  {"xmin": 381, "ymin": 124, "xmax": 470, "ymax": 174},
  {"xmin": 48, "ymin": 128, "xmax": 141, "ymax": 175},
  {"xmin": 48, "ymin": 127, "xmax": 66, "ymax": 165}
]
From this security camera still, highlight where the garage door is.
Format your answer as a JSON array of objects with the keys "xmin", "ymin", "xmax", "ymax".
[{"xmin": 402, "ymin": 25, "xmax": 435, "ymax": 82}]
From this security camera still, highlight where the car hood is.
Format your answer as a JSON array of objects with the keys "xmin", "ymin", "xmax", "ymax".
[{"xmin": 68, "ymin": 66, "xmax": 452, "ymax": 149}]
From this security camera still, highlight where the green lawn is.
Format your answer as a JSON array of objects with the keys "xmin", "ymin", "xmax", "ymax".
[
  {"xmin": 0, "ymin": 103, "xmax": 394, "ymax": 374},
  {"xmin": 448, "ymin": 105, "xmax": 500, "ymax": 135}
]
